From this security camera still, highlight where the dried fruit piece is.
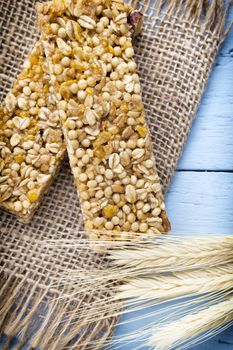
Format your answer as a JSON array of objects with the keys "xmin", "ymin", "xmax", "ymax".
[{"xmin": 103, "ymin": 204, "xmax": 118, "ymax": 218}]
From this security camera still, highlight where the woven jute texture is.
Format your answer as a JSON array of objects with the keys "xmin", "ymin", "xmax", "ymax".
[{"xmin": 0, "ymin": 0, "xmax": 231, "ymax": 349}]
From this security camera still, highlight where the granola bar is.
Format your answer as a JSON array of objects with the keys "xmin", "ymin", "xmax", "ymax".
[
  {"xmin": 0, "ymin": 40, "xmax": 66, "ymax": 222},
  {"xmin": 37, "ymin": 0, "xmax": 170, "ymax": 236}
]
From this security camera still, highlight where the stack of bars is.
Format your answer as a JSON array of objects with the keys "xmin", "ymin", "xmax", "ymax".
[{"xmin": 0, "ymin": 0, "xmax": 170, "ymax": 238}]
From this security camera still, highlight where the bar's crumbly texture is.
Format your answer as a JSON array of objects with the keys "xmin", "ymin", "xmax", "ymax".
[
  {"xmin": 37, "ymin": 0, "xmax": 170, "ymax": 236},
  {"xmin": 0, "ymin": 41, "xmax": 65, "ymax": 222}
]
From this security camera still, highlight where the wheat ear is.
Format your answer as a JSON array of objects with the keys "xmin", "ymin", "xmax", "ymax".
[
  {"xmin": 148, "ymin": 296, "xmax": 233, "ymax": 350},
  {"xmin": 117, "ymin": 264, "xmax": 233, "ymax": 301},
  {"xmin": 38, "ymin": 235, "xmax": 233, "ymax": 349},
  {"xmin": 109, "ymin": 235, "xmax": 233, "ymax": 273}
]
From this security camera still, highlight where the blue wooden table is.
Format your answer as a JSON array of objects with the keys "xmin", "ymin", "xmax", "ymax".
[{"xmin": 114, "ymin": 6, "xmax": 233, "ymax": 350}]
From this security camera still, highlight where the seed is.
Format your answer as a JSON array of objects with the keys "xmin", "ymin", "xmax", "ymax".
[
  {"xmin": 127, "ymin": 213, "xmax": 136, "ymax": 223},
  {"xmin": 83, "ymin": 201, "xmax": 91, "ymax": 210},
  {"xmin": 18, "ymin": 97, "xmax": 28, "ymax": 109},
  {"xmin": 82, "ymin": 139, "xmax": 91, "ymax": 148},
  {"xmin": 114, "ymin": 164, "xmax": 124, "ymax": 174},
  {"xmin": 145, "ymin": 159, "xmax": 154, "ymax": 168},
  {"xmin": 125, "ymin": 184, "xmax": 137, "ymax": 204},
  {"xmin": 79, "ymin": 173, "xmax": 88, "ymax": 182},
  {"xmin": 114, "ymin": 46, "xmax": 122, "ymax": 56},
  {"xmin": 127, "ymin": 139, "xmax": 137, "ymax": 149},
  {"xmin": 51, "ymin": 23, "xmax": 59, "ymax": 34},
  {"xmin": 78, "ymin": 79, "xmax": 87, "ymax": 90},
  {"xmin": 132, "ymin": 148, "xmax": 144, "ymax": 160},
  {"xmin": 143, "ymin": 203, "xmax": 151, "ymax": 213},
  {"xmin": 112, "ymin": 216, "xmax": 120, "ymax": 225},
  {"xmin": 46, "ymin": 143, "xmax": 60, "ymax": 153},
  {"xmin": 95, "ymin": 190, "xmax": 104, "ymax": 199},
  {"xmin": 139, "ymin": 223, "xmax": 148, "ymax": 232},
  {"xmin": 10, "ymin": 134, "xmax": 21, "ymax": 147},
  {"xmin": 131, "ymin": 222, "xmax": 139, "ymax": 232},
  {"xmin": 84, "ymin": 95, "xmax": 93, "ymax": 108},
  {"xmin": 105, "ymin": 221, "xmax": 114, "ymax": 230},
  {"xmin": 70, "ymin": 83, "xmax": 78, "ymax": 94},
  {"xmin": 122, "ymin": 126, "xmax": 133, "ymax": 139},
  {"xmin": 151, "ymin": 183, "xmax": 161, "ymax": 192},
  {"xmin": 13, "ymin": 117, "xmax": 30, "ymax": 130},
  {"xmin": 11, "ymin": 163, "xmax": 20, "ymax": 171},
  {"xmin": 122, "ymin": 204, "xmax": 131, "ymax": 214},
  {"xmin": 104, "ymin": 187, "xmax": 113, "ymax": 198},
  {"xmin": 115, "ymin": 13, "xmax": 127, "ymax": 24},
  {"xmin": 113, "ymin": 193, "xmax": 120, "ymax": 204},
  {"xmin": 14, "ymin": 201, "xmax": 23, "ymax": 212},
  {"xmin": 160, "ymin": 202, "xmax": 166, "ymax": 210},
  {"xmin": 120, "ymin": 151, "xmax": 130, "ymax": 166},
  {"xmin": 61, "ymin": 57, "xmax": 70, "ymax": 67},
  {"xmin": 105, "ymin": 169, "xmax": 114, "ymax": 180},
  {"xmin": 82, "ymin": 154, "xmax": 90, "ymax": 164},
  {"xmin": 78, "ymin": 15, "xmax": 96, "ymax": 30},
  {"xmin": 151, "ymin": 208, "xmax": 161, "ymax": 216},
  {"xmin": 87, "ymin": 180, "xmax": 97, "ymax": 188},
  {"xmin": 58, "ymin": 27, "xmax": 66, "ymax": 38},
  {"xmin": 85, "ymin": 109, "xmax": 97, "ymax": 126},
  {"xmin": 76, "ymin": 148, "xmax": 85, "ymax": 158},
  {"xmin": 125, "ymin": 47, "xmax": 134, "ymax": 58},
  {"xmin": 37, "ymin": 174, "xmax": 51, "ymax": 184},
  {"xmin": 23, "ymin": 86, "xmax": 31, "ymax": 96},
  {"xmin": 5, "ymin": 93, "xmax": 17, "ymax": 111},
  {"xmin": 56, "ymin": 38, "xmax": 72, "ymax": 55},
  {"xmin": 109, "ymin": 153, "xmax": 120, "ymax": 169}
]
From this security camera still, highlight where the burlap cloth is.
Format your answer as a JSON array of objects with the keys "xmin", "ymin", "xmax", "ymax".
[{"xmin": 0, "ymin": 0, "xmax": 231, "ymax": 349}]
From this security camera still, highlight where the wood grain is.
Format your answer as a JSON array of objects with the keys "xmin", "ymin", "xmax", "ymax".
[{"xmin": 114, "ymin": 7, "xmax": 233, "ymax": 350}]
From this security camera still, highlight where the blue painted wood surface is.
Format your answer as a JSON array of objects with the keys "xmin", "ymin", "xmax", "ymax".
[{"xmin": 114, "ymin": 6, "xmax": 233, "ymax": 350}]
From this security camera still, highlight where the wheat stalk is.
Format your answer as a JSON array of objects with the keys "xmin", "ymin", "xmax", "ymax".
[
  {"xmin": 117, "ymin": 265, "xmax": 233, "ymax": 301},
  {"xmin": 52, "ymin": 263, "xmax": 233, "ymax": 329},
  {"xmin": 39, "ymin": 235, "xmax": 233, "ymax": 348},
  {"xmin": 109, "ymin": 235, "xmax": 233, "ymax": 274},
  {"xmin": 44, "ymin": 235, "xmax": 233, "ymax": 275},
  {"xmin": 148, "ymin": 296, "xmax": 233, "ymax": 350}
]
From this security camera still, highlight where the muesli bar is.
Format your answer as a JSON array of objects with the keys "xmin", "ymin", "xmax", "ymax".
[
  {"xmin": 0, "ymin": 41, "xmax": 65, "ymax": 222},
  {"xmin": 37, "ymin": 0, "xmax": 170, "ymax": 235}
]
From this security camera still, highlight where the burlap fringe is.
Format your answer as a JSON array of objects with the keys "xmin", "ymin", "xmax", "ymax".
[
  {"xmin": 1, "ymin": 0, "xmax": 232, "ymax": 349},
  {"xmin": 0, "ymin": 271, "xmax": 117, "ymax": 350},
  {"xmin": 131, "ymin": 0, "xmax": 232, "ymax": 37}
]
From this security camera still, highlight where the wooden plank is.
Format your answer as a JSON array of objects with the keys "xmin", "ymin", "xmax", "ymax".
[
  {"xmin": 177, "ymin": 23, "xmax": 233, "ymax": 171},
  {"xmin": 166, "ymin": 171, "xmax": 233, "ymax": 234}
]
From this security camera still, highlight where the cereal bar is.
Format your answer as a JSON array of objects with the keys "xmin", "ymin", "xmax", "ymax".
[
  {"xmin": 0, "ymin": 41, "xmax": 66, "ymax": 222},
  {"xmin": 37, "ymin": 0, "xmax": 170, "ymax": 235}
]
